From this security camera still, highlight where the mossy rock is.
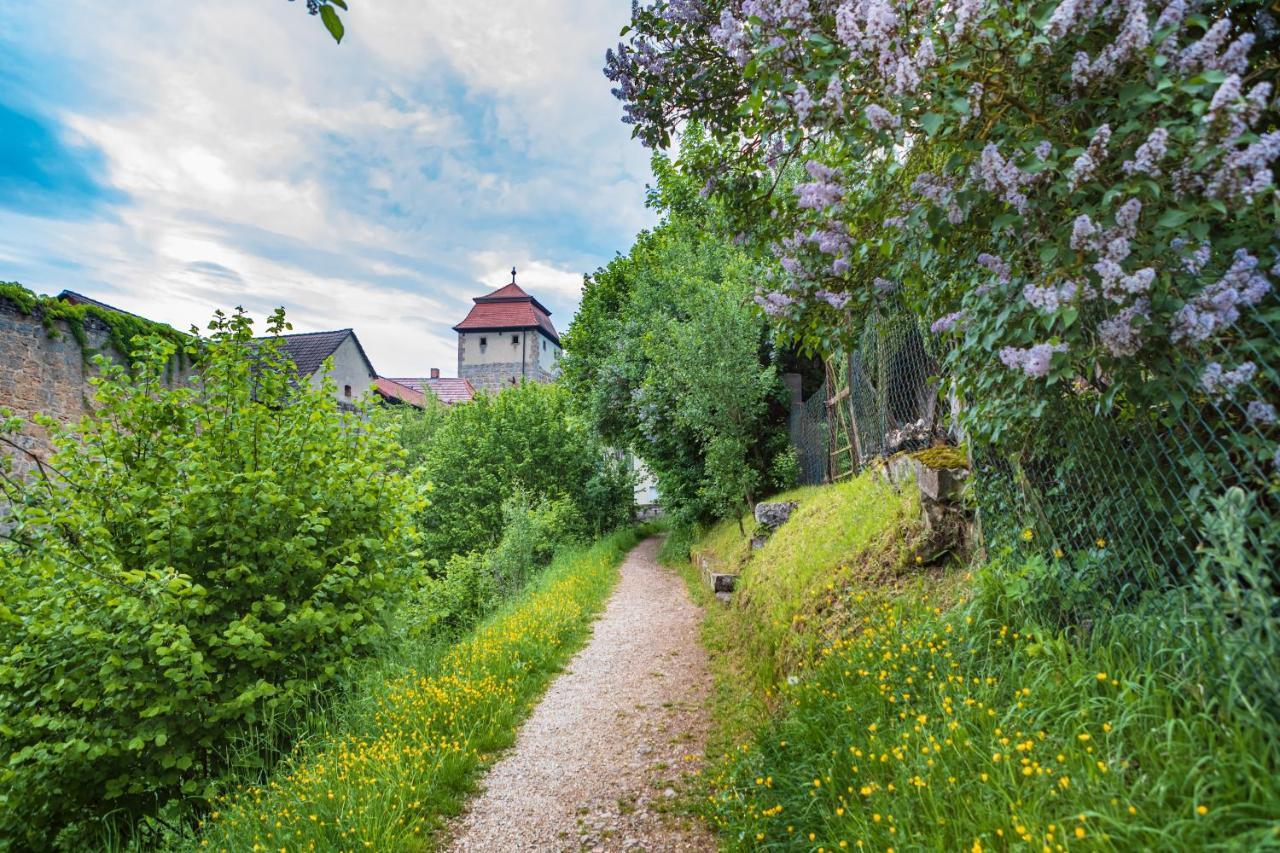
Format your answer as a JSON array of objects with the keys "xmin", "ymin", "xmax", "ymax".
[{"xmin": 911, "ymin": 444, "xmax": 968, "ymax": 470}]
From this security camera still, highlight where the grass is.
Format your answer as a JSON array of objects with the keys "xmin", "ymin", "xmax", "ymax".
[
  {"xmin": 183, "ymin": 527, "xmax": 647, "ymax": 852},
  {"xmin": 674, "ymin": 475, "xmax": 1280, "ymax": 851},
  {"xmin": 670, "ymin": 472, "xmax": 944, "ymax": 764}
]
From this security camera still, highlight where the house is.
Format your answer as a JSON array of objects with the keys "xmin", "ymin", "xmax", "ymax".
[
  {"xmin": 453, "ymin": 268, "xmax": 561, "ymax": 393},
  {"xmin": 388, "ymin": 369, "xmax": 476, "ymax": 406},
  {"xmin": 372, "ymin": 377, "xmax": 427, "ymax": 408},
  {"xmin": 268, "ymin": 328, "xmax": 376, "ymax": 408}
]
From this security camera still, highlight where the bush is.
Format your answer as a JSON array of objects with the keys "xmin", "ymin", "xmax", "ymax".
[
  {"xmin": 417, "ymin": 382, "xmax": 632, "ymax": 562},
  {"xmin": 191, "ymin": 527, "xmax": 646, "ymax": 851},
  {"xmin": 398, "ymin": 492, "xmax": 587, "ymax": 644},
  {"xmin": 0, "ymin": 309, "xmax": 421, "ymax": 847}
]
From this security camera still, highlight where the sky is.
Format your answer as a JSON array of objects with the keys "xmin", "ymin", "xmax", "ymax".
[{"xmin": 0, "ymin": 0, "xmax": 655, "ymax": 376}]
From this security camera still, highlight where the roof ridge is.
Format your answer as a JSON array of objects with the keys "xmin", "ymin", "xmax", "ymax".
[{"xmin": 264, "ymin": 327, "xmax": 354, "ymax": 338}]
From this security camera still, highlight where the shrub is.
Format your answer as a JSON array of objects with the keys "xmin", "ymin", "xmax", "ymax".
[
  {"xmin": 0, "ymin": 309, "xmax": 421, "ymax": 847},
  {"xmin": 398, "ymin": 492, "xmax": 587, "ymax": 644},
  {"xmin": 417, "ymin": 382, "xmax": 632, "ymax": 562}
]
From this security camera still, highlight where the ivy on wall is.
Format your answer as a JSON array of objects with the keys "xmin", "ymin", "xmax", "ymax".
[{"xmin": 0, "ymin": 281, "xmax": 194, "ymax": 370}]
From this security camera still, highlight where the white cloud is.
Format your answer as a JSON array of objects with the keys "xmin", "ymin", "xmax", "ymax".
[{"xmin": 1, "ymin": 0, "xmax": 657, "ymax": 378}]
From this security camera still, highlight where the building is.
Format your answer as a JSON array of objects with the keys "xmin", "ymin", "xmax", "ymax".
[
  {"xmin": 453, "ymin": 269, "xmax": 561, "ymax": 393},
  {"xmin": 389, "ymin": 369, "xmax": 476, "ymax": 406},
  {"xmin": 372, "ymin": 377, "xmax": 427, "ymax": 408},
  {"xmin": 270, "ymin": 328, "xmax": 376, "ymax": 408}
]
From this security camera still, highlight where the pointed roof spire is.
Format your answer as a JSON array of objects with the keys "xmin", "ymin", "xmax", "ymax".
[{"xmin": 511, "ymin": 266, "xmax": 517, "ymax": 284}]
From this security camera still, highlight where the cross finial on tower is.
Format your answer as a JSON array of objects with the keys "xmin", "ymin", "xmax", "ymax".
[{"xmin": 511, "ymin": 266, "xmax": 517, "ymax": 284}]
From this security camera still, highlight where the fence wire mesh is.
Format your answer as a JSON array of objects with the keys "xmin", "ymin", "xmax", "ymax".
[{"xmin": 788, "ymin": 303, "xmax": 1279, "ymax": 609}]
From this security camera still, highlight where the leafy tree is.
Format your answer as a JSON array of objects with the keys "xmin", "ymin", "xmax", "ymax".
[
  {"xmin": 0, "ymin": 308, "xmax": 421, "ymax": 847},
  {"xmin": 417, "ymin": 381, "xmax": 632, "ymax": 562},
  {"xmin": 381, "ymin": 393, "xmax": 449, "ymax": 471},
  {"xmin": 561, "ymin": 149, "xmax": 793, "ymax": 527},
  {"xmin": 606, "ymin": 0, "xmax": 1279, "ymax": 472}
]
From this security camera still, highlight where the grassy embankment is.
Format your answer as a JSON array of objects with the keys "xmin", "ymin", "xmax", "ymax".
[
  {"xmin": 672, "ymin": 470, "xmax": 1280, "ymax": 851},
  {"xmin": 187, "ymin": 527, "xmax": 648, "ymax": 852}
]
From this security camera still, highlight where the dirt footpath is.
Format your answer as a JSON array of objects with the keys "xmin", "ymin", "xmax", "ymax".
[{"xmin": 446, "ymin": 536, "xmax": 715, "ymax": 852}]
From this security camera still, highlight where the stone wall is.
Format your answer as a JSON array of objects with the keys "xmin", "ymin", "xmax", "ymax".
[
  {"xmin": 0, "ymin": 295, "xmax": 190, "ymax": 478},
  {"xmin": 463, "ymin": 362, "xmax": 560, "ymax": 393}
]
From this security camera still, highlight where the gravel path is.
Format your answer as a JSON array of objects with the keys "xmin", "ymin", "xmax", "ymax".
[{"xmin": 446, "ymin": 536, "xmax": 715, "ymax": 852}]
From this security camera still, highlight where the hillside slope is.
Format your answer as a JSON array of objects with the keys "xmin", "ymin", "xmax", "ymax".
[{"xmin": 675, "ymin": 472, "xmax": 1280, "ymax": 851}]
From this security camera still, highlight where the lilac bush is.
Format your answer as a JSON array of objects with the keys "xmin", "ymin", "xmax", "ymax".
[{"xmin": 605, "ymin": 0, "xmax": 1278, "ymax": 472}]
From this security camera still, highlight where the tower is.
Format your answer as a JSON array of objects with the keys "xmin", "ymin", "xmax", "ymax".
[{"xmin": 453, "ymin": 267, "xmax": 562, "ymax": 393}]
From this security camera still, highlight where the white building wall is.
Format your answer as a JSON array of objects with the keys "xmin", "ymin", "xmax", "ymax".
[{"xmin": 311, "ymin": 335, "xmax": 374, "ymax": 405}]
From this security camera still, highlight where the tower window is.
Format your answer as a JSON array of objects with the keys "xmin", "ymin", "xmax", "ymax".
[
  {"xmin": 344, "ymin": 384, "xmax": 352, "ymax": 398},
  {"xmin": 479, "ymin": 336, "xmax": 487, "ymax": 351},
  {"xmin": 511, "ymin": 334, "xmax": 519, "ymax": 345},
  {"xmin": 542, "ymin": 340, "xmax": 547, "ymax": 351}
]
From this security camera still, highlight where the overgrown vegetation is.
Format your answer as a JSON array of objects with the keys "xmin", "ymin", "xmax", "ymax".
[
  {"xmin": 0, "ymin": 308, "xmax": 416, "ymax": 848},
  {"xmin": 561, "ymin": 147, "xmax": 800, "ymax": 530},
  {"xmin": 189, "ymin": 526, "xmax": 646, "ymax": 851},
  {"xmin": 674, "ymin": 477, "xmax": 1280, "ymax": 850},
  {"xmin": 0, "ymin": 281, "xmax": 191, "ymax": 370},
  {"xmin": 417, "ymin": 381, "xmax": 633, "ymax": 563}
]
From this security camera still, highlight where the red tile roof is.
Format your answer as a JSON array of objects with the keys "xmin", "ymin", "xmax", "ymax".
[
  {"xmin": 373, "ymin": 377, "xmax": 427, "ymax": 408},
  {"xmin": 454, "ymin": 281, "xmax": 560, "ymax": 344},
  {"xmin": 389, "ymin": 376, "xmax": 476, "ymax": 405}
]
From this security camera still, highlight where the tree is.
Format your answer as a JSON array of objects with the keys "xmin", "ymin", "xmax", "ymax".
[
  {"xmin": 605, "ymin": 0, "xmax": 1279, "ymax": 467},
  {"xmin": 417, "ymin": 382, "xmax": 632, "ymax": 562},
  {"xmin": 561, "ymin": 148, "xmax": 794, "ymax": 527}
]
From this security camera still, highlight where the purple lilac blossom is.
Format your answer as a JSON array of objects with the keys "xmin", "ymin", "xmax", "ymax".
[
  {"xmin": 1071, "ymin": 214, "xmax": 1098, "ymax": 250},
  {"xmin": 816, "ymin": 289, "xmax": 852, "ymax": 309},
  {"xmin": 754, "ymin": 291, "xmax": 796, "ymax": 317},
  {"xmin": 1123, "ymin": 127, "xmax": 1169, "ymax": 175},
  {"xmin": 977, "ymin": 252, "xmax": 1011, "ymax": 283},
  {"xmin": 1098, "ymin": 299, "xmax": 1150, "ymax": 356},
  {"xmin": 1069, "ymin": 124, "xmax": 1111, "ymax": 190},
  {"xmin": 1172, "ymin": 250, "xmax": 1273, "ymax": 342},
  {"xmin": 972, "ymin": 143, "xmax": 1033, "ymax": 212},
  {"xmin": 1247, "ymin": 400, "xmax": 1277, "ymax": 425},
  {"xmin": 865, "ymin": 103, "xmax": 900, "ymax": 131},
  {"xmin": 931, "ymin": 310, "xmax": 966, "ymax": 333},
  {"xmin": 1023, "ymin": 280, "xmax": 1078, "ymax": 312},
  {"xmin": 1000, "ymin": 342, "xmax": 1069, "ymax": 378},
  {"xmin": 1200, "ymin": 361, "xmax": 1257, "ymax": 397}
]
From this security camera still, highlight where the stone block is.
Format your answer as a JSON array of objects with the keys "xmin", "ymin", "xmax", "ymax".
[
  {"xmin": 917, "ymin": 463, "xmax": 968, "ymax": 502},
  {"xmin": 710, "ymin": 573, "xmax": 736, "ymax": 593}
]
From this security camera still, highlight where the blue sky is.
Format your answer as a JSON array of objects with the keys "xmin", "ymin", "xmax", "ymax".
[{"xmin": 0, "ymin": 1, "xmax": 654, "ymax": 375}]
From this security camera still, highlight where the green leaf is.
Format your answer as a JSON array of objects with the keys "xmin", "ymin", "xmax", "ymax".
[
  {"xmin": 920, "ymin": 112, "xmax": 944, "ymax": 138},
  {"xmin": 320, "ymin": 5, "xmax": 344, "ymax": 43},
  {"xmin": 329, "ymin": 0, "xmax": 348, "ymax": 8},
  {"xmin": 1156, "ymin": 208, "xmax": 1191, "ymax": 228}
]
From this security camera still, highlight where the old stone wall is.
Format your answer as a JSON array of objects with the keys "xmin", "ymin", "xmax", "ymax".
[{"xmin": 0, "ymin": 295, "xmax": 191, "ymax": 478}]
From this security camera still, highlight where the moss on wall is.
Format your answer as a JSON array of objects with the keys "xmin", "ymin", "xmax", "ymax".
[{"xmin": 0, "ymin": 282, "xmax": 193, "ymax": 368}]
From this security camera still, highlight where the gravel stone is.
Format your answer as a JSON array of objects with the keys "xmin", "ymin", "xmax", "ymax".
[{"xmin": 446, "ymin": 537, "xmax": 715, "ymax": 852}]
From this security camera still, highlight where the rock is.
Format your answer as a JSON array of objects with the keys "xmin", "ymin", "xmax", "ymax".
[
  {"xmin": 754, "ymin": 500, "xmax": 798, "ymax": 529},
  {"xmin": 663, "ymin": 787, "xmax": 676, "ymax": 798},
  {"xmin": 917, "ymin": 462, "xmax": 968, "ymax": 502},
  {"xmin": 884, "ymin": 419, "xmax": 933, "ymax": 455}
]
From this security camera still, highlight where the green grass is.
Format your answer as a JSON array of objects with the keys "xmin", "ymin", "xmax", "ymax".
[
  {"xmin": 676, "ymin": 475, "xmax": 1280, "ymax": 851},
  {"xmin": 668, "ymin": 473, "xmax": 942, "ymax": 762},
  {"xmin": 180, "ymin": 527, "xmax": 648, "ymax": 851}
]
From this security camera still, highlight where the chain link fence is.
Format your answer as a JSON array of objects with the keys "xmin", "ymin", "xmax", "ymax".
[{"xmin": 787, "ymin": 303, "xmax": 1279, "ymax": 610}]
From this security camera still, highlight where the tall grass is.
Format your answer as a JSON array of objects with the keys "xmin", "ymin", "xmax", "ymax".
[
  {"xmin": 180, "ymin": 527, "xmax": 646, "ymax": 851},
  {"xmin": 682, "ymin": 477, "xmax": 1280, "ymax": 850}
]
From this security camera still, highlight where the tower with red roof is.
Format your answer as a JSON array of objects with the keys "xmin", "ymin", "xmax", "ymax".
[{"xmin": 452, "ymin": 268, "xmax": 562, "ymax": 392}]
